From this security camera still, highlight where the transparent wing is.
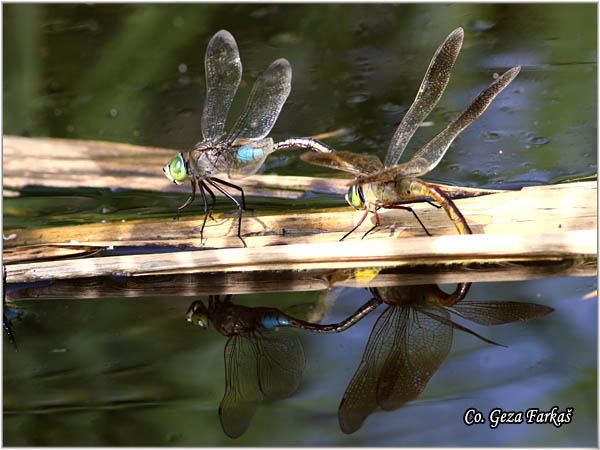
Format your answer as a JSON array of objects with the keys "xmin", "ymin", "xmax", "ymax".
[
  {"xmin": 226, "ymin": 58, "xmax": 292, "ymax": 143},
  {"xmin": 256, "ymin": 329, "xmax": 305, "ymax": 399},
  {"xmin": 376, "ymin": 306, "xmax": 452, "ymax": 411},
  {"xmin": 384, "ymin": 27, "xmax": 464, "ymax": 167},
  {"xmin": 219, "ymin": 335, "xmax": 262, "ymax": 439},
  {"xmin": 451, "ymin": 300, "xmax": 554, "ymax": 326},
  {"xmin": 201, "ymin": 30, "xmax": 242, "ymax": 142},
  {"xmin": 338, "ymin": 305, "xmax": 399, "ymax": 434},
  {"xmin": 225, "ymin": 138, "xmax": 274, "ymax": 179},
  {"xmin": 355, "ymin": 66, "xmax": 521, "ymax": 184},
  {"xmin": 301, "ymin": 151, "xmax": 383, "ymax": 176}
]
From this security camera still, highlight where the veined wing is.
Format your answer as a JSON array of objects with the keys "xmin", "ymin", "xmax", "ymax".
[
  {"xmin": 219, "ymin": 335, "xmax": 262, "ymax": 439},
  {"xmin": 225, "ymin": 138, "xmax": 274, "ymax": 179},
  {"xmin": 354, "ymin": 66, "xmax": 521, "ymax": 185},
  {"xmin": 338, "ymin": 304, "xmax": 398, "ymax": 434},
  {"xmin": 255, "ymin": 329, "xmax": 305, "ymax": 399},
  {"xmin": 376, "ymin": 305, "xmax": 452, "ymax": 411},
  {"xmin": 226, "ymin": 58, "xmax": 292, "ymax": 143},
  {"xmin": 301, "ymin": 151, "xmax": 383, "ymax": 176},
  {"xmin": 201, "ymin": 30, "xmax": 242, "ymax": 142},
  {"xmin": 384, "ymin": 27, "xmax": 464, "ymax": 167},
  {"xmin": 450, "ymin": 300, "xmax": 554, "ymax": 325}
]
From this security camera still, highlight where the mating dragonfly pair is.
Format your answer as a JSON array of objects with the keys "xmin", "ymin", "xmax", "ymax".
[
  {"xmin": 186, "ymin": 285, "xmax": 553, "ymax": 438},
  {"xmin": 163, "ymin": 28, "xmax": 520, "ymax": 246}
]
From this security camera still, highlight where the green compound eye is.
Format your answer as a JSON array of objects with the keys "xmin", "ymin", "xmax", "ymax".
[
  {"xmin": 164, "ymin": 153, "xmax": 187, "ymax": 184},
  {"xmin": 345, "ymin": 186, "xmax": 363, "ymax": 209},
  {"xmin": 191, "ymin": 311, "xmax": 209, "ymax": 329},
  {"xmin": 185, "ymin": 301, "xmax": 209, "ymax": 329}
]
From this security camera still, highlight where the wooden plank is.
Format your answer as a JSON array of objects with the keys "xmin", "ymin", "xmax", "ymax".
[
  {"xmin": 3, "ymin": 135, "xmax": 501, "ymax": 198},
  {"xmin": 4, "ymin": 181, "xmax": 596, "ymax": 252},
  {"xmin": 6, "ymin": 258, "xmax": 595, "ymax": 301},
  {"xmin": 4, "ymin": 230, "xmax": 596, "ymax": 284}
]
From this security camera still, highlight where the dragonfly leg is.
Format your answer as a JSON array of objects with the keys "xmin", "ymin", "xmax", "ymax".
[
  {"xmin": 210, "ymin": 176, "xmax": 249, "ymax": 211},
  {"xmin": 361, "ymin": 208, "xmax": 381, "ymax": 239},
  {"xmin": 387, "ymin": 205, "xmax": 432, "ymax": 236},
  {"xmin": 207, "ymin": 178, "xmax": 248, "ymax": 248},
  {"xmin": 341, "ymin": 209, "xmax": 371, "ymax": 241},
  {"xmin": 426, "ymin": 200, "xmax": 442, "ymax": 209},
  {"xmin": 175, "ymin": 178, "xmax": 198, "ymax": 220},
  {"xmin": 196, "ymin": 182, "xmax": 211, "ymax": 243}
]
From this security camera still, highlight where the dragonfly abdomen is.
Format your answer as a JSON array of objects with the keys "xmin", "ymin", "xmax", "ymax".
[
  {"xmin": 236, "ymin": 144, "xmax": 267, "ymax": 163},
  {"xmin": 260, "ymin": 314, "xmax": 290, "ymax": 329},
  {"xmin": 400, "ymin": 178, "xmax": 472, "ymax": 235}
]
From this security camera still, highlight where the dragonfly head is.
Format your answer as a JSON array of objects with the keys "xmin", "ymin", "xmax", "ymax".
[
  {"xmin": 345, "ymin": 185, "xmax": 365, "ymax": 210},
  {"xmin": 163, "ymin": 153, "xmax": 187, "ymax": 185},
  {"xmin": 185, "ymin": 300, "xmax": 209, "ymax": 329}
]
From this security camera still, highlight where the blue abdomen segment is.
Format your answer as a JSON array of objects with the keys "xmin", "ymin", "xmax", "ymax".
[
  {"xmin": 237, "ymin": 145, "xmax": 265, "ymax": 163},
  {"xmin": 260, "ymin": 315, "xmax": 289, "ymax": 329}
]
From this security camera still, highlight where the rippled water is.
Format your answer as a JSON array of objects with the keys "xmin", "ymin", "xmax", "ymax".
[{"xmin": 3, "ymin": 3, "xmax": 597, "ymax": 446}]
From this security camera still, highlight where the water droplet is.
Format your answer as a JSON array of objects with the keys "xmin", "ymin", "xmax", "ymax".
[
  {"xmin": 110, "ymin": 108, "xmax": 118, "ymax": 118},
  {"xmin": 178, "ymin": 63, "xmax": 187, "ymax": 73},
  {"xmin": 498, "ymin": 149, "xmax": 503, "ymax": 154},
  {"xmin": 528, "ymin": 136, "xmax": 549, "ymax": 145}
]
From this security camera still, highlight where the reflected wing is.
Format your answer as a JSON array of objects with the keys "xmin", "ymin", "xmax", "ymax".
[
  {"xmin": 451, "ymin": 300, "xmax": 554, "ymax": 325},
  {"xmin": 384, "ymin": 27, "xmax": 464, "ymax": 167},
  {"xmin": 301, "ymin": 151, "xmax": 383, "ymax": 176},
  {"xmin": 256, "ymin": 329, "xmax": 305, "ymax": 399},
  {"xmin": 355, "ymin": 66, "xmax": 521, "ymax": 185},
  {"xmin": 376, "ymin": 306, "xmax": 452, "ymax": 411},
  {"xmin": 226, "ymin": 58, "xmax": 292, "ymax": 143},
  {"xmin": 201, "ymin": 30, "xmax": 242, "ymax": 142},
  {"xmin": 219, "ymin": 336, "xmax": 262, "ymax": 439},
  {"xmin": 338, "ymin": 305, "xmax": 398, "ymax": 434}
]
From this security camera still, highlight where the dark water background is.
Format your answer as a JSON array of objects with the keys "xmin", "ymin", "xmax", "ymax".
[{"xmin": 3, "ymin": 3, "xmax": 597, "ymax": 446}]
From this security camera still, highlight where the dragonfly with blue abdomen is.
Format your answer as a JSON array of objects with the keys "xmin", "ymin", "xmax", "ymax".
[
  {"xmin": 163, "ymin": 30, "xmax": 334, "ymax": 247},
  {"xmin": 185, "ymin": 294, "xmax": 379, "ymax": 438},
  {"xmin": 301, "ymin": 28, "xmax": 520, "ymax": 240},
  {"xmin": 336, "ymin": 283, "xmax": 554, "ymax": 434}
]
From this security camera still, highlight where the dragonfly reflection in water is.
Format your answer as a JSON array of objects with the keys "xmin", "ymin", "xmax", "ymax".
[
  {"xmin": 302, "ymin": 28, "xmax": 520, "ymax": 239},
  {"xmin": 336, "ymin": 283, "xmax": 554, "ymax": 434},
  {"xmin": 185, "ymin": 294, "xmax": 380, "ymax": 438},
  {"xmin": 163, "ymin": 30, "xmax": 334, "ymax": 247}
]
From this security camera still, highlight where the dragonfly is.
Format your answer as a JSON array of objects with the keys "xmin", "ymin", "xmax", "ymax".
[
  {"xmin": 336, "ymin": 283, "xmax": 554, "ymax": 434},
  {"xmin": 301, "ymin": 28, "xmax": 520, "ymax": 240},
  {"xmin": 185, "ymin": 294, "xmax": 379, "ymax": 438},
  {"xmin": 163, "ymin": 30, "xmax": 334, "ymax": 247}
]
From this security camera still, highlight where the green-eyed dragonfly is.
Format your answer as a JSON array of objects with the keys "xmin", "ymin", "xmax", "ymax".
[
  {"xmin": 337, "ymin": 283, "xmax": 554, "ymax": 434},
  {"xmin": 301, "ymin": 28, "xmax": 520, "ymax": 239},
  {"xmin": 163, "ymin": 30, "xmax": 334, "ymax": 247},
  {"xmin": 185, "ymin": 294, "xmax": 378, "ymax": 438}
]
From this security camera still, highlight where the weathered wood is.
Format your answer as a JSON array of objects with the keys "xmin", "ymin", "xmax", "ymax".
[
  {"xmin": 2, "ymin": 244, "xmax": 103, "ymax": 264},
  {"xmin": 4, "ymin": 230, "xmax": 596, "ymax": 284},
  {"xmin": 3, "ymin": 135, "xmax": 501, "ymax": 198},
  {"xmin": 6, "ymin": 258, "xmax": 595, "ymax": 301},
  {"xmin": 4, "ymin": 182, "xmax": 596, "ymax": 252}
]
